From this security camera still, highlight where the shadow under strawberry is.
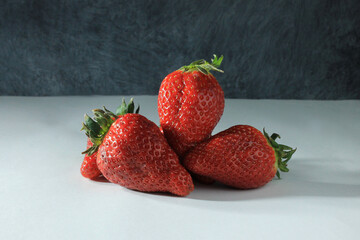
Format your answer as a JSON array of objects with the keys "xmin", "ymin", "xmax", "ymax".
[
  {"xmin": 185, "ymin": 158, "xmax": 360, "ymax": 202},
  {"xmin": 91, "ymin": 175, "xmax": 109, "ymax": 183}
]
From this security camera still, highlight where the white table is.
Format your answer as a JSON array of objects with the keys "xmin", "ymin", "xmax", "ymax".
[{"xmin": 1, "ymin": 96, "xmax": 359, "ymax": 240}]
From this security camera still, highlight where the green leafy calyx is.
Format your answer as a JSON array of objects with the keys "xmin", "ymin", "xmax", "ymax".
[
  {"xmin": 263, "ymin": 129, "xmax": 296, "ymax": 179},
  {"xmin": 179, "ymin": 54, "xmax": 224, "ymax": 75},
  {"xmin": 81, "ymin": 98, "xmax": 139, "ymax": 156}
]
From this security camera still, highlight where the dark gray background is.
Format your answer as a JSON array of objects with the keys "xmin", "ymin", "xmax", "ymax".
[{"xmin": 1, "ymin": 0, "xmax": 359, "ymax": 99}]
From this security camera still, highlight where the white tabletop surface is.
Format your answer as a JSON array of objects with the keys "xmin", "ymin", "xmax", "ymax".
[{"xmin": 1, "ymin": 95, "xmax": 359, "ymax": 240}]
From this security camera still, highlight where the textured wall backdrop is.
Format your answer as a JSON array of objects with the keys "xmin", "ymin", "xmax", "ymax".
[{"xmin": 0, "ymin": 0, "xmax": 359, "ymax": 99}]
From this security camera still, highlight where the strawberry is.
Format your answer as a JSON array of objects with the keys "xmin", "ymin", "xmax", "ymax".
[
  {"xmin": 158, "ymin": 55, "xmax": 225, "ymax": 157},
  {"xmin": 80, "ymin": 138, "xmax": 102, "ymax": 179},
  {"xmin": 80, "ymin": 98, "xmax": 139, "ymax": 179},
  {"xmin": 82, "ymin": 107, "xmax": 194, "ymax": 196},
  {"xmin": 183, "ymin": 125, "xmax": 296, "ymax": 189}
]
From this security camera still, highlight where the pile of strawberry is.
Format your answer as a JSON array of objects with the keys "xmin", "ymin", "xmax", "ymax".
[{"xmin": 80, "ymin": 55, "xmax": 296, "ymax": 197}]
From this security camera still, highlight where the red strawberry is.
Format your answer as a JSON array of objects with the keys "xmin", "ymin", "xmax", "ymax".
[
  {"xmin": 80, "ymin": 138, "xmax": 102, "ymax": 179},
  {"xmin": 80, "ymin": 98, "xmax": 139, "ymax": 179},
  {"xmin": 158, "ymin": 55, "xmax": 225, "ymax": 157},
  {"xmin": 183, "ymin": 125, "xmax": 296, "ymax": 189},
  {"xmin": 82, "ymin": 107, "xmax": 194, "ymax": 196}
]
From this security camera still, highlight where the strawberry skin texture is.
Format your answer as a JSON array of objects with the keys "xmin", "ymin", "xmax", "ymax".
[
  {"xmin": 183, "ymin": 125, "xmax": 277, "ymax": 189},
  {"xmin": 96, "ymin": 113, "xmax": 194, "ymax": 196},
  {"xmin": 158, "ymin": 70, "xmax": 224, "ymax": 157},
  {"xmin": 80, "ymin": 139, "xmax": 102, "ymax": 179}
]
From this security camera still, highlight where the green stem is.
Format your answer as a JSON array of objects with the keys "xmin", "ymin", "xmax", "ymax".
[
  {"xmin": 179, "ymin": 54, "xmax": 224, "ymax": 74},
  {"xmin": 81, "ymin": 98, "xmax": 140, "ymax": 156},
  {"xmin": 263, "ymin": 129, "xmax": 296, "ymax": 179}
]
